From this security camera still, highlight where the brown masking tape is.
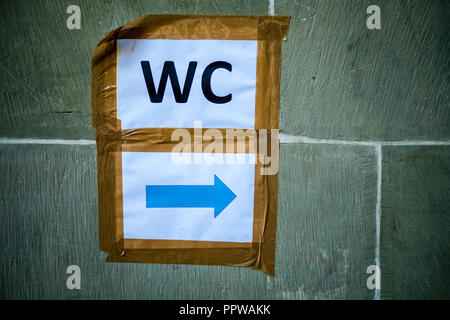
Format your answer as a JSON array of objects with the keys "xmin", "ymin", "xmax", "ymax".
[
  {"xmin": 94, "ymin": 15, "xmax": 290, "ymax": 44},
  {"xmin": 92, "ymin": 14, "xmax": 289, "ymax": 275}
]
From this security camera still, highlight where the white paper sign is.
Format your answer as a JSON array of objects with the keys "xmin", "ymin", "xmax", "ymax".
[
  {"xmin": 122, "ymin": 152, "xmax": 255, "ymax": 242},
  {"xmin": 117, "ymin": 39, "xmax": 257, "ymax": 129}
]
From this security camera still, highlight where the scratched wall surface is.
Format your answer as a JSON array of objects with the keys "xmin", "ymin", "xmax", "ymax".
[
  {"xmin": 277, "ymin": 0, "xmax": 450, "ymax": 141},
  {"xmin": 380, "ymin": 146, "xmax": 450, "ymax": 299},
  {"xmin": 0, "ymin": 0, "xmax": 449, "ymax": 300}
]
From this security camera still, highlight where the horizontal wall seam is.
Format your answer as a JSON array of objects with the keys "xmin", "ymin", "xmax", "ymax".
[
  {"xmin": 279, "ymin": 134, "xmax": 450, "ymax": 146},
  {"xmin": 1, "ymin": 135, "xmax": 450, "ymax": 146}
]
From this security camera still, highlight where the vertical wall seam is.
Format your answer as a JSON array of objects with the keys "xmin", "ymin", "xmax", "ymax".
[
  {"xmin": 268, "ymin": 0, "xmax": 275, "ymax": 16},
  {"xmin": 374, "ymin": 144, "xmax": 382, "ymax": 300}
]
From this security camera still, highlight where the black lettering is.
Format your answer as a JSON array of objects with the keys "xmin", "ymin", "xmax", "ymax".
[
  {"xmin": 140, "ymin": 61, "xmax": 197, "ymax": 103},
  {"xmin": 201, "ymin": 61, "xmax": 232, "ymax": 104}
]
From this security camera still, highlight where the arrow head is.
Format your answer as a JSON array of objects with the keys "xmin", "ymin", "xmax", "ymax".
[{"xmin": 213, "ymin": 175, "xmax": 237, "ymax": 218}]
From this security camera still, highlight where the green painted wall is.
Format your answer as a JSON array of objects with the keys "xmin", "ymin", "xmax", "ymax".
[{"xmin": 0, "ymin": 0, "xmax": 449, "ymax": 299}]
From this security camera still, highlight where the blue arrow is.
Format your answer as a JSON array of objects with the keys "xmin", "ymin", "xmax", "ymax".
[{"xmin": 146, "ymin": 175, "xmax": 237, "ymax": 218}]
